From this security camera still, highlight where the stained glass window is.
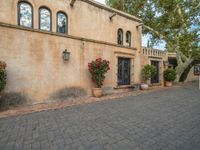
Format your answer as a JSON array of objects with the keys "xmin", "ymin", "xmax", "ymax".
[
  {"xmin": 18, "ymin": 2, "xmax": 33, "ymax": 28},
  {"xmin": 57, "ymin": 12, "xmax": 68, "ymax": 34},
  {"xmin": 39, "ymin": 8, "xmax": 51, "ymax": 31}
]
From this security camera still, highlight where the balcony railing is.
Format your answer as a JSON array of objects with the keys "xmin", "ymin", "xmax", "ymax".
[{"xmin": 142, "ymin": 47, "xmax": 167, "ymax": 58}]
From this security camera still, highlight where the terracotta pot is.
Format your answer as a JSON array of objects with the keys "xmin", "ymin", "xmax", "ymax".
[
  {"xmin": 140, "ymin": 83, "xmax": 149, "ymax": 90},
  {"xmin": 165, "ymin": 81, "xmax": 173, "ymax": 87},
  {"xmin": 92, "ymin": 88, "xmax": 103, "ymax": 97}
]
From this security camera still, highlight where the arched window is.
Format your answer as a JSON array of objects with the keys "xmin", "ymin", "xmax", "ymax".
[
  {"xmin": 39, "ymin": 7, "xmax": 51, "ymax": 31},
  {"xmin": 57, "ymin": 12, "xmax": 68, "ymax": 34},
  {"xmin": 126, "ymin": 31, "xmax": 131, "ymax": 47},
  {"xmin": 117, "ymin": 29, "xmax": 123, "ymax": 45},
  {"xmin": 18, "ymin": 1, "xmax": 33, "ymax": 28}
]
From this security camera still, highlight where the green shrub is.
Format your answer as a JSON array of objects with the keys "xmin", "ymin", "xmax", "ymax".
[
  {"xmin": 142, "ymin": 64, "xmax": 157, "ymax": 83},
  {"xmin": 164, "ymin": 68, "xmax": 176, "ymax": 81},
  {"xmin": 0, "ymin": 69, "xmax": 6, "ymax": 92}
]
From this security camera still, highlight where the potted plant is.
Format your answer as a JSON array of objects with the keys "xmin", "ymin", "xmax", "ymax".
[
  {"xmin": 88, "ymin": 58, "xmax": 110, "ymax": 97},
  {"xmin": 141, "ymin": 64, "xmax": 157, "ymax": 90},
  {"xmin": 164, "ymin": 68, "xmax": 176, "ymax": 87}
]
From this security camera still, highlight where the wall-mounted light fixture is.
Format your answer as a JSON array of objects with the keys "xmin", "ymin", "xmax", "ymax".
[
  {"xmin": 63, "ymin": 49, "xmax": 70, "ymax": 61},
  {"xmin": 136, "ymin": 23, "xmax": 144, "ymax": 28},
  {"xmin": 109, "ymin": 13, "xmax": 117, "ymax": 20},
  {"xmin": 70, "ymin": 0, "xmax": 76, "ymax": 7}
]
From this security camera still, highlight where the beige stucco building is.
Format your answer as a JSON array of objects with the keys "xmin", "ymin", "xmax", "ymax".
[
  {"xmin": 0, "ymin": 0, "xmax": 197, "ymax": 103},
  {"xmin": 0, "ymin": 0, "xmax": 144, "ymax": 103},
  {"xmin": 141, "ymin": 49, "xmax": 197, "ymax": 84},
  {"xmin": 141, "ymin": 47, "xmax": 168, "ymax": 86}
]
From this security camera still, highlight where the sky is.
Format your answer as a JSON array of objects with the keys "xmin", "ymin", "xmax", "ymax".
[
  {"xmin": 94, "ymin": 0, "xmax": 165, "ymax": 50},
  {"xmin": 95, "ymin": 0, "xmax": 106, "ymax": 4}
]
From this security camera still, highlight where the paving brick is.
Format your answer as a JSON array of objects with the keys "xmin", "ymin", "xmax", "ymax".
[{"xmin": 0, "ymin": 82, "xmax": 200, "ymax": 150}]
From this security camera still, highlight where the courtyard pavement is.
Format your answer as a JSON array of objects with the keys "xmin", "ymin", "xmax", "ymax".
[{"xmin": 0, "ymin": 82, "xmax": 200, "ymax": 150}]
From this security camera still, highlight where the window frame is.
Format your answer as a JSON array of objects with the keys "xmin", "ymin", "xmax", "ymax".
[
  {"xmin": 18, "ymin": 1, "xmax": 34, "ymax": 28},
  {"xmin": 39, "ymin": 6, "xmax": 52, "ymax": 31},
  {"xmin": 117, "ymin": 28, "xmax": 123, "ymax": 46},
  {"xmin": 126, "ymin": 31, "xmax": 131, "ymax": 47},
  {"xmin": 56, "ymin": 11, "xmax": 68, "ymax": 34}
]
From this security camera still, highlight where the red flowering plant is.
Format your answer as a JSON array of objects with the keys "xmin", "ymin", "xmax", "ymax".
[
  {"xmin": 0, "ymin": 61, "xmax": 6, "ymax": 70},
  {"xmin": 88, "ymin": 58, "xmax": 110, "ymax": 88}
]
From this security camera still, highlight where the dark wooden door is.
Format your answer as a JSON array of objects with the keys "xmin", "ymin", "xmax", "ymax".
[
  {"xmin": 118, "ymin": 58, "xmax": 131, "ymax": 85},
  {"xmin": 151, "ymin": 61, "xmax": 159, "ymax": 84}
]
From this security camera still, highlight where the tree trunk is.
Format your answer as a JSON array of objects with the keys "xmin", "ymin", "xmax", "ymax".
[{"xmin": 175, "ymin": 58, "xmax": 194, "ymax": 82}]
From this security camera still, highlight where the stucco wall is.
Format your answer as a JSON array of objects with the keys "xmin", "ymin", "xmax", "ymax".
[
  {"xmin": 0, "ymin": 25, "xmax": 140, "ymax": 102},
  {"xmin": 140, "ymin": 48, "xmax": 167, "ymax": 85},
  {"xmin": 0, "ymin": 0, "xmax": 142, "ymax": 45},
  {"xmin": 0, "ymin": 0, "xmax": 142, "ymax": 102},
  {"xmin": 0, "ymin": 0, "xmax": 195, "ymax": 104}
]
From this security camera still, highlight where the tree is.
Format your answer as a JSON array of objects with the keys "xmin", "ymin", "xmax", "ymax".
[{"xmin": 106, "ymin": 0, "xmax": 200, "ymax": 81}]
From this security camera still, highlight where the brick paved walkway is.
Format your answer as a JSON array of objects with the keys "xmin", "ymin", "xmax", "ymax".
[{"xmin": 0, "ymin": 82, "xmax": 200, "ymax": 150}]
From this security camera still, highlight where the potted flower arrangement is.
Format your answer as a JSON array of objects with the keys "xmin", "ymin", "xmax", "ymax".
[
  {"xmin": 164, "ymin": 68, "xmax": 176, "ymax": 87},
  {"xmin": 141, "ymin": 64, "xmax": 157, "ymax": 90},
  {"xmin": 88, "ymin": 58, "xmax": 110, "ymax": 97}
]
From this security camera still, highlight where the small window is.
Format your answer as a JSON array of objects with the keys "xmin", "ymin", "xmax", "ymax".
[
  {"xmin": 39, "ymin": 7, "xmax": 51, "ymax": 31},
  {"xmin": 18, "ymin": 2, "xmax": 33, "ymax": 28},
  {"xmin": 57, "ymin": 12, "xmax": 68, "ymax": 34},
  {"xmin": 117, "ymin": 29, "xmax": 123, "ymax": 45},
  {"xmin": 126, "ymin": 31, "xmax": 131, "ymax": 47}
]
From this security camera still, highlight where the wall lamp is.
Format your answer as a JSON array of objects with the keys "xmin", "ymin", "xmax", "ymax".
[
  {"xmin": 109, "ymin": 13, "xmax": 117, "ymax": 20},
  {"xmin": 63, "ymin": 49, "xmax": 70, "ymax": 61},
  {"xmin": 70, "ymin": 0, "xmax": 76, "ymax": 7},
  {"xmin": 136, "ymin": 23, "xmax": 144, "ymax": 28}
]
